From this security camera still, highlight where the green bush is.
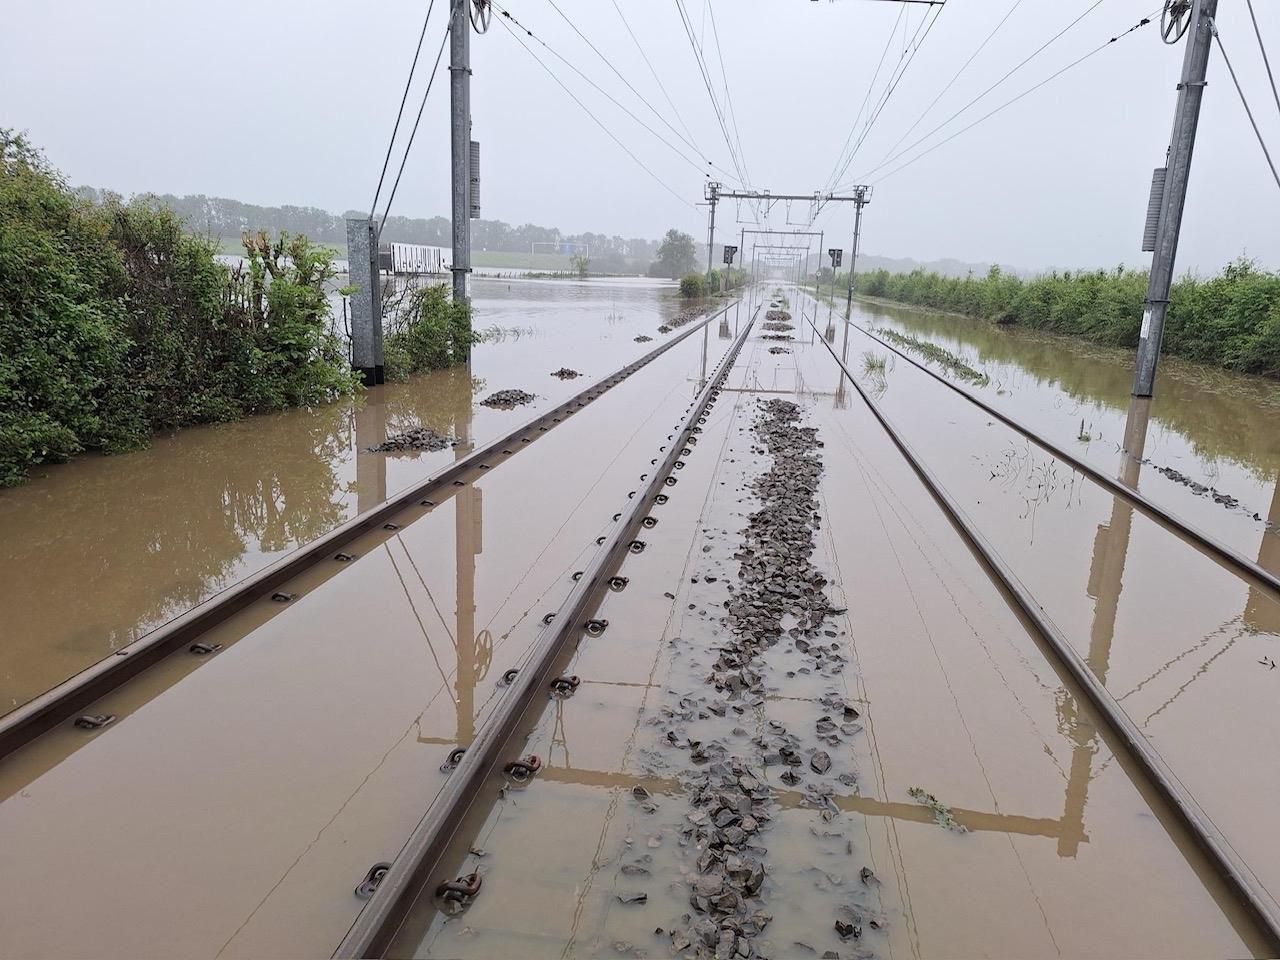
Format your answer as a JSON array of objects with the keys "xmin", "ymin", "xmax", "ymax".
[
  {"xmin": 0, "ymin": 129, "xmax": 357, "ymax": 487},
  {"xmin": 383, "ymin": 282, "xmax": 476, "ymax": 381},
  {"xmin": 858, "ymin": 261, "xmax": 1280, "ymax": 378},
  {"xmin": 679, "ymin": 273, "xmax": 707, "ymax": 299}
]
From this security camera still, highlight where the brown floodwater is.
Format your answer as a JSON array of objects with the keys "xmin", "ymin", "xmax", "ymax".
[
  {"xmin": 0, "ymin": 277, "xmax": 723, "ymax": 714},
  {"xmin": 790, "ymin": 286, "xmax": 1280, "ymax": 916},
  {"xmin": 0, "ymin": 315, "xmax": 733, "ymax": 959},
  {"xmin": 837, "ymin": 293, "xmax": 1280, "ymax": 571},
  {"xmin": 3, "ymin": 280, "xmax": 1278, "ymax": 958},
  {"xmin": 386, "ymin": 324, "xmax": 1265, "ymax": 958}
]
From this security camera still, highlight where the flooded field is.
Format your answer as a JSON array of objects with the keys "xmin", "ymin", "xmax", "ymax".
[
  {"xmin": 0, "ymin": 277, "xmax": 713, "ymax": 714},
  {"xmin": 846, "ymin": 296, "xmax": 1280, "ymax": 571}
]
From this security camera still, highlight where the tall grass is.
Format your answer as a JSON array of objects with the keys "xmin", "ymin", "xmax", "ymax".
[{"xmin": 857, "ymin": 260, "xmax": 1280, "ymax": 379}]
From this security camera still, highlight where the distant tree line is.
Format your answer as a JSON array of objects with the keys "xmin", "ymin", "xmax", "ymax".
[{"xmin": 73, "ymin": 187, "xmax": 664, "ymax": 273}]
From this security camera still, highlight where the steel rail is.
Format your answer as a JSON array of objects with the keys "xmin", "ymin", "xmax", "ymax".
[
  {"xmin": 806, "ymin": 311, "xmax": 1280, "ymax": 950},
  {"xmin": 843, "ymin": 312, "xmax": 1280, "ymax": 596},
  {"xmin": 332, "ymin": 306, "xmax": 759, "ymax": 959},
  {"xmin": 0, "ymin": 300, "xmax": 742, "ymax": 763}
]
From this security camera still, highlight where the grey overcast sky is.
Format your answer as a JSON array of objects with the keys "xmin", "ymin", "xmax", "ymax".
[{"xmin": 4, "ymin": 0, "xmax": 1278, "ymax": 273}]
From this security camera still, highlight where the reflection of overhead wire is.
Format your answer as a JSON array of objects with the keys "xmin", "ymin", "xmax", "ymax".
[
  {"xmin": 386, "ymin": 543, "xmax": 457, "ymax": 701},
  {"xmin": 1213, "ymin": 21, "xmax": 1280, "ymax": 193},
  {"xmin": 492, "ymin": 10, "xmax": 696, "ymax": 208}
]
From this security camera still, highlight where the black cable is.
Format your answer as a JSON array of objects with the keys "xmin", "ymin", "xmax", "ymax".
[
  {"xmin": 823, "ymin": 3, "xmax": 903, "ymax": 195},
  {"xmin": 1212, "ymin": 23, "xmax": 1280, "ymax": 193},
  {"xmin": 492, "ymin": 12, "xmax": 696, "ymax": 208},
  {"xmin": 836, "ymin": 0, "xmax": 1110, "ymax": 189},
  {"xmin": 542, "ymin": 0, "xmax": 707, "ymax": 163},
  {"xmin": 491, "ymin": 1, "xmax": 730, "ymax": 184},
  {"xmin": 674, "ymin": 0, "xmax": 758, "ymax": 216},
  {"xmin": 609, "ymin": 0, "xmax": 701, "ymax": 150},
  {"xmin": 1245, "ymin": 0, "xmax": 1280, "ymax": 121},
  {"xmin": 878, "ymin": 0, "xmax": 1026, "ymax": 164},
  {"xmin": 829, "ymin": 4, "xmax": 944, "ymax": 194},
  {"xmin": 371, "ymin": 0, "xmax": 438, "ymax": 218},
  {"xmin": 378, "ymin": 1, "xmax": 454, "ymax": 234},
  {"xmin": 706, "ymin": 0, "xmax": 753, "ymax": 195},
  {"xmin": 872, "ymin": 10, "xmax": 1158, "ymax": 186}
]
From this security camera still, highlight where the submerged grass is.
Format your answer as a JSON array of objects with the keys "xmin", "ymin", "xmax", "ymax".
[
  {"xmin": 874, "ymin": 328, "xmax": 990, "ymax": 386},
  {"xmin": 908, "ymin": 787, "xmax": 967, "ymax": 833}
]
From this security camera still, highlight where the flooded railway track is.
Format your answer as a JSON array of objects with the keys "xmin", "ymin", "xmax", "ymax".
[
  {"xmin": 840, "ymin": 318, "xmax": 1280, "ymax": 596},
  {"xmin": 802, "ymin": 308, "xmax": 1280, "ymax": 949},
  {"xmin": 324, "ymin": 293, "xmax": 1278, "ymax": 958},
  {"xmin": 0, "ymin": 301, "xmax": 742, "ymax": 763},
  {"xmin": 336, "ymin": 308, "xmax": 758, "ymax": 958}
]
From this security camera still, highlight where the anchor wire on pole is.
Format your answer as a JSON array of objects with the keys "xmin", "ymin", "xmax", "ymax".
[
  {"xmin": 1212, "ymin": 22, "xmax": 1280, "ymax": 193},
  {"xmin": 1244, "ymin": 0, "xmax": 1280, "ymax": 121}
]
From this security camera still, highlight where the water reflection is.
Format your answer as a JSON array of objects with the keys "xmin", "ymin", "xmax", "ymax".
[
  {"xmin": 860, "ymin": 299, "xmax": 1280, "ymax": 487},
  {"xmin": 1246, "ymin": 482, "xmax": 1280, "ymax": 634}
]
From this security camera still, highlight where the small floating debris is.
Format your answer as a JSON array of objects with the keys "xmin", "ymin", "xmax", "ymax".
[
  {"xmin": 368, "ymin": 427, "xmax": 457, "ymax": 453},
  {"xmin": 908, "ymin": 786, "xmax": 967, "ymax": 832},
  {"xmin": 480, "ymin": 389, "xmax": 536, "ymax": 410},
  {"xmin": 550, "ymin": 367, "xmax": 581, "ymax": 380}
]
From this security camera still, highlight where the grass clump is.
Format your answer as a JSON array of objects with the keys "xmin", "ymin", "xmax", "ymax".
[{"xmin": 875, "ymin": 327, "xmax": 990, "ymax": 386}]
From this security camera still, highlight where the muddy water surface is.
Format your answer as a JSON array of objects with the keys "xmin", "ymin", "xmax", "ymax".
[
  {"xmin": 0, "ymin": 277, "xmax": 721, "ymax": 713},
  {"xmin": 844, "ymin": 295, "xmax": 1280, "ymax": 570},
  {"xmin": 389, "ymin": 319, "xmax": 1265, "ymax": 959}
]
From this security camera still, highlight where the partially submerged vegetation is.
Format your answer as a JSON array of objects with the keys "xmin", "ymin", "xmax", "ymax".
[
  {"xmin": 1, "ymin": 130, "xmax": 356, "ymax": 487},
  {"xmin": 382, "ymin": 282, "xmax": 476, "ymax": 381},
  {"xmin": 859, "ymin": 262, "xmax": 1280, "ymax": 379},
  {"xmin": 908, "ymin": 787, "xmax": 967, "ymax": 833},
  {"xmin": 874, "ymin": 327, "xmax": 990, "ymax": 386}
]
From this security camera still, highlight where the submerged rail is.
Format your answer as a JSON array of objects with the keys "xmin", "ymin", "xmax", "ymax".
[
  {"xmin": 806, "ymin": 310, "xmax": 1280, "ymax": 950},
  {"xmin": 846, "ymin": 316, "xmax": 1280, "ymax": 596},
  {"xmin": 331, "ymin": 306, "xmax": 759, "ymax": 959},
  {"xmin": 0, "ymin": 300, "xmax": 742, "ymax": 763}
]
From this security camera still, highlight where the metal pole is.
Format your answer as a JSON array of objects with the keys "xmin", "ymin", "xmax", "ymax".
[
  {"xmin": 450, "ymin": 0, "xmax": 471, "ymax": 307},
  {"xmin": 706, "ymin": 194, "xmax": 718, "ymax": 285},
  {"xmin": 845, "ymin": 193, "xmax": 866, "ymax": 318},
  {"xmin": 1133, "ymin": 0, "xmax": 1217, "ymax": 398}
]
